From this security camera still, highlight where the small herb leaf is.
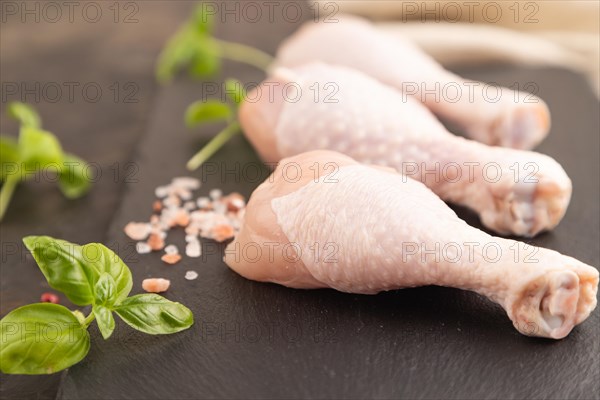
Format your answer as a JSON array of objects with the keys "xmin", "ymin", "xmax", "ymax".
[
  {"xmin": 0, "ymin": 136, "xmax": 20, "ymax": 181},
  {"xmin": 0, "ymin": 303, "xmax": 90, "ymax": 375},
  {"xmin": 155, "ymin": 5, "xmax": 271, "ymax": 83},
  {"xmin": 191, "ymin": 5, "xmax": 214, "ymax": 34},
  {"xmin": 156, "ymin": 29, "xmax": 198, "ymax": 83},
  {"xmin": 155, "ymin": 9, "xmax": 217, "ymax": 83},
  {"xmin": 18, "ymin": 126, "xmax": 63, "ymax": 170},
  {"xmin": 188, "ymin": 39, "xmax": 221, "ymax": 78},
  {"xmin": 1, "ymin": 103, "xmax": 93, "ymax": 221},
  {"xmin": 23, "ymin": 236, "xmax": 97, "ymax": 306},
  {"xmin": 94, "ymin": 272, "xmax": 117, "ymax": 307},
  {"xmin": 93, "ymin": 305, "xmax": 115, "ymax": 340},
  {"xmin": 72, "ymin": 310, "xmax": 86, "ymax": 325},
  {"xmin": 114, "ymin": 294, "xmax": 194, "ymax": 335},
  {"xmin": 185, "ymin": 100, "xmax": 232, "ymax": 127},
  {"xmin": 23, "ymin": 237, "xmax": 133, "ymax": 306},
  {"xmin": 7, "ymin": 102, "xmax": 41, "ymax": 129},
  {"xmin": 224, "ymin": 78, "xmax": 246, "ymax": 106},
  {"xmin": 80, "ymin": 243, "xmax": 132, "ymax": 304},
  {"xmin": 58, "ymin": 153, "xmax": 92, "ymax": 199}
]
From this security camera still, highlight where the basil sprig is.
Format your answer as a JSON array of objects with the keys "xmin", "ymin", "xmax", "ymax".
[
  {"xmin": 155, "ymin": 5, "xmax": 273, "ymax": 83},
  {"xmin": 156, "ymin": 6, "xmax": 262, "ymax": 170},
  {"xmin": 185, "ymin": 79, "xmax": 246, "ymax": 171},
  {"xmin": 0, "ymin": 102, "xmax": 92, "ymax": 221},
  {"xmin": 0, "ymin": 236, "xmax": 194, "ymax": 375}
]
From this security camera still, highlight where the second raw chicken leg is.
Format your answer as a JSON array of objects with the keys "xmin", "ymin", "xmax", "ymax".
[{"xmin": 239, "ymin": 63, "xmax": 571, "ymax": 237}]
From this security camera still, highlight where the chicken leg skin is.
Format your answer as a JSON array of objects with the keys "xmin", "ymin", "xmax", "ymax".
[
  {"xmin": 273, "ymin": 14, "xmax": 550, "ymax": 150},
  {"xmin": 239, "ymin": 63, "xmax": 571, "ymax": 237},
  {"xmin": 224, "ymin": 151, "xmax": 598, "ymax": 339}
]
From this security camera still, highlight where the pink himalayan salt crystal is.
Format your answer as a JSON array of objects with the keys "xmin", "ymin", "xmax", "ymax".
[
  {"xmin": 148, "ymin": 233, "xmax": 165, "ymax": 251},
  {"xmin": 212, "ymin": 224, "xmax": 235, "ymax": 242},
  {"xmin": 124, "ymin": 222, "xmax": 151, "ymax": 241},
  {"xmin": 142, "ymin": 278, "xmax": 170, "ymax": 293},
  {"xmin": 161, "ymin": 253, "xmax": 182, "ymax": 265},
  {"xmin": 174, "ymin": 209, "xmax": 191, "ymax": 227},
  {"xmin": 172, "ymin": 176, "xmax": 200, "ymax": 190}
]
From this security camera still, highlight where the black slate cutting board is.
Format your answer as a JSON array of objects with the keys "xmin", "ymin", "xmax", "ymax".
[{"xmin": 57, "ymin": 66, "xmax": 599, "ymax": 399}]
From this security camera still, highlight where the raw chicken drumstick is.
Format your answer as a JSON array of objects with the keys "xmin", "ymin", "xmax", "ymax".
[
  {"xmin": 225, "ymin": 151, "xmax": 598, "ymax": 339},
  {"xmin": 273, "ymin": 15, "xmax": 550, "ymax": 150},
  {"xmin": 239, "ymin": 62, "xmax": 571, "ymax": 237}
]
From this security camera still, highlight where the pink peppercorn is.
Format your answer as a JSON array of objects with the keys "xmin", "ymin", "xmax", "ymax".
[{"xmin": 40, "ymin": 292, "xmax": 59, "ymax": 304}]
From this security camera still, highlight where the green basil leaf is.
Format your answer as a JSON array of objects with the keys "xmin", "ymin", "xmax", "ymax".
[
  {"xmin": 155, "ymin": 6, "xmax": 216, "ymax": 83},
  {"xmin": 0, "ymin": 136, "xmax": 19, "ymax": 163},
  {"xmin": 23, "ymin": 237, "xmax": 133, "ymax": 306},
  {"xmin": 185, "ymin": 100, "xmax": 232, "ymax": 128},
  {"xmin": 114, "ymin": 294, "xmax": 194, "ymax": 335},
  {"xmin": 7, "ymin": 102, "xmax": 41, "ymax": 129},
  {"xmin": 191, "ymin": 4, "xmax": 214, "ymax": 35},
  {"xmin": 18, "ymin": 126, "xmax": 63, "ymax": 171},
  {"xmin": 224, "ymin": 78, "xmax": 246, "ymax": 106},
  {"xmin": 58, "ymin": 153, "xmax": 92, "ymax": 199},
  {"xmin": 23, "ymin": 236, "xmax": 97, "ymax": 306},
  {"xmin": 0, "ymin": 303, "xmax": 90, "ymax": 375},
  {"xmin": 94, "ymin": 272, "xmax": 117, "ymax": 307},
  {"xmin": 188, "ymin": 39, "xmax": 221, "ymax": 78},
  {"xmin": 0, "ymin": 136, "xmax": 20, "ymax": 182},
  {"xmin": 72, "ymin": 310, "xmax": 86, "ymax": 325},
  {"xmin": 93, "ymin": 305, "xmax": 115, "ymax": 340},
  {"xmin": 155, "ymin": 29, "xmax": 197, "ymax": 83},
  {"xmin": 80, "ymin": 243, "xmax": 132, "ymax": 304}
]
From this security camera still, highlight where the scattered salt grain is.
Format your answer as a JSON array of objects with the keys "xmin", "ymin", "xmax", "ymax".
[
  {"xmin": 142, "ymin": 278, "xmax": 170, "ymax": 293},
  {"xmin": 230, "ymin": 216, "xmax": 242, "ymax": 230},
  {"xmin": 213, "ymin": 202, "xmax": 227, "ymax": 215},
  {"xmin": 124, "ymin": 222, "xmax": 152, "ymax": 241},
  {"xmin": 212, "ymin": 224, "xmax": 235, "ymax": 242},
  {"xmin": 151, "ymin": 227, "xmax": 167, "ymax": 239},
  {"xmin": 196, "ymin": 197, "xmax": 211, "ymax": 209},
  {"xmin": 164, "ymin": 244, "xmax": 179, "ymax": 255},
  {"xmin": 163, "ymin": 194, "xmax": 181, "ymax": 208},
  {"xmin": 186, "ymin": 241, "xmax": 201, "ymax": 258},
  {"xmin": 185, "ymin": 225, "xmax": 199, "ymax": 236},
  {"xmin": 177, "ymin": 189, "xmax": 193, "ymax": 201},
  {"xmin": 227, "ymin": 197, "xmax": 245, "ymax": 212},
  {"xmin": 172, "ymin": 177, "xmax": 200, "ymax": 190},
  {"xmin": 126, "ymin": 178, "xmax": 246, "ymax": 261},
  {"xmin": 209, "ymin": 188, "xmax": 222, "ymax": 200},
  {"xmin": 190, "ymin": 210, "xmax": 208, "ymax": 223},
  {"xmin": 174, "ymin": 209, "xmax": 190, "ymax": 227},
  {"xmin": 185, "ymin": 270, "xmax": 199, "ymax": 280},
  {"xmin": 237, "ymin": 208, "xmax": 245, "ymax": 219},
  {"xmin": 152, "ymin": 200, "xmax": 163, "ymax": 213},
  {"xmin": 148, "ymin": 233, "xmax": 165, "ymax": 251},
  {"xmin": 136, "ymin": 242, "xmax": 151, "ymax": 254},
  {"xmin": 155, "ymin": 185, "xmax": 170, "ymax": 198},
  {"xmin": 161, "ymin": 253, "xmax": 182, "ymax": 265}
]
